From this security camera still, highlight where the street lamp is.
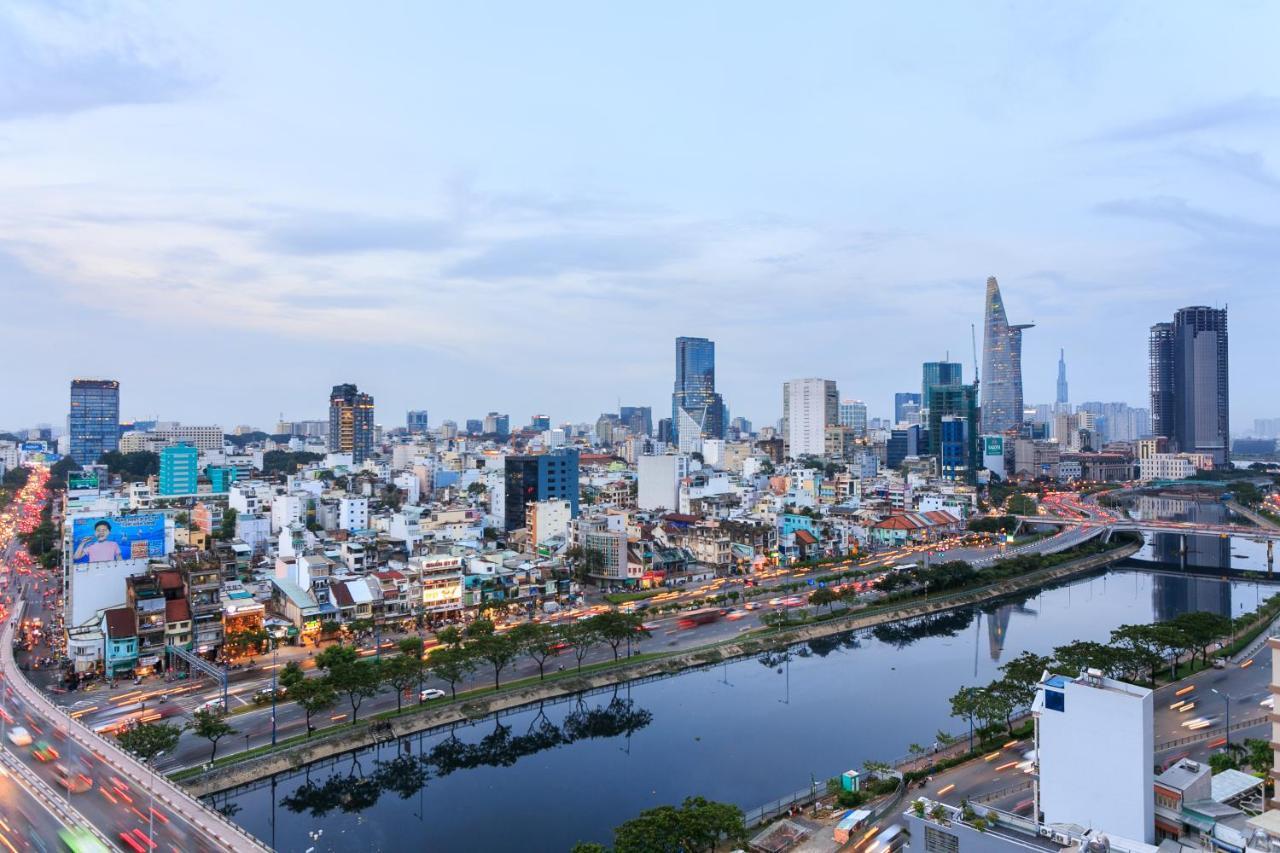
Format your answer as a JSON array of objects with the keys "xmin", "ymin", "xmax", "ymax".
[
  {"xmin": 270, "ymin": 640, "xmax": 278, "ymax": 746},
  {"xmin": 1211, "ymin": 688, "xmax": 1232, "ymax": 746}
]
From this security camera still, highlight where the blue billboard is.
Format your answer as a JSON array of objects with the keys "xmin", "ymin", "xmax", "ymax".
[{"xmin": 71, "ymin": 514, "xmax": 167, "ymax": 564}]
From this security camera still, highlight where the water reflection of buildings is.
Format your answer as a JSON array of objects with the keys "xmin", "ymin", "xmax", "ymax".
[
  {"xmin": 1135, "ymin": 496, "xmax": 1233, "ymax": 621},
  {"xmin": 985, "ymin": 602, "xmax": 1036, "ymax": 660}
]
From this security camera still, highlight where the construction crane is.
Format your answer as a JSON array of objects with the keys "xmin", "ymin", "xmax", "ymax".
[{"xmin": 970, "ymin": 323, "xmax": 980, "ymax": 389}]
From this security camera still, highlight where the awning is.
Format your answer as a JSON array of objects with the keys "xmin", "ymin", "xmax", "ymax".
[{"xmin": 136, "ymin": 655, "xmax": 160, "ymax": 667}]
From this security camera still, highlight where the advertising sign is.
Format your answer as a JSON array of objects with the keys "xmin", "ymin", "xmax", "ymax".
[
  {"xmin": 983, "ymin": 436, "xmax": 1004, "ymax": 456},
  {"xmin": 71, "ymin": 514, "xmax": 167, "ymax": 563},
  {"xmin": 68, "ymin": 472, "xmax": 100, "ymax": 491},
  {"xmin": 20, "ymin": 441, "xmax": 46, "ymax": 452}
]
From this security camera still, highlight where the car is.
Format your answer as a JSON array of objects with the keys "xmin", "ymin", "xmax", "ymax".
[
  {"xmin": 253, "ymin": 687, "xmax": 285, "ymax": 704},
  {"xmin": 31, "ymin": 740, "xmax": 59, "ymax": 762},
  {"xmin": 6, "ymin": 725, "xmax": 33, "ymax": 747},
  {"xmin": 419, "ymin": 688, "xmax": 446, "ymax": 701},
  {"xmin": 195, "ymin": 698, "xmax": 226, "ymax": 715},
  {"xmin": 54, "ymin": 762, "xmax": 92, "ymax": 793}
]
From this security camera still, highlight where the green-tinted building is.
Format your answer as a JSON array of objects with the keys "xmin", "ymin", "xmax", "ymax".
[
  {"xmin": 926, "ymin": 383, "xmax": 979, "ymax": 481},
  {"xmin": 158, "ymin": 443, "xmax": 199, "ymax": 496},
  {"xmin": 206, "ymin": 464, "xmax": 238, "ymax": 493}
]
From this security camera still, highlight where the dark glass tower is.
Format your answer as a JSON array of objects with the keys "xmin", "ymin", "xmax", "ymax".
[
  {"xmin": 329, "ymin": 383, "xmax": 375, "ymax": 463},
  {"xmin": 920, "ymin": 362, "xmax": 963, "ymax": 405},
  {"xmin": 69, "ymin": 379, "xmax": 120, "ymax": 465},
  {"xmin": 980, "ymin": 276, "xmax": 1033, "ymax": 434},
  {"xmin": 1150, "ymin": 306, "xmax": 1229, "ymax": 464},
  {"xmin": 503, "ymin": 448, "xmax": 580, "ymax": 530},
  {"xmin": 671, "ymin": 336, "xmax": 724, "ymax": 447}
]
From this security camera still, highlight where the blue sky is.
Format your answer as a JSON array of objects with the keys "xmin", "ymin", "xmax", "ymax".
[{"xmin": 1, "ymin": 1, "xmax": 1276, "ymax": 431}]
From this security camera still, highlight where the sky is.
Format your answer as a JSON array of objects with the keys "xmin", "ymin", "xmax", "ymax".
[{"xmin": 1, "ymin": 1, "xmax": 1277, "ymax": 433}]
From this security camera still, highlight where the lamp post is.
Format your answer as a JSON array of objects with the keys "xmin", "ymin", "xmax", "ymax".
[
  {"xmin": 270, "ymin": 640, "xmax": 278, "ymax": 746},
  {"xmin": 1211, "ymin": 688, "xmax": 1232, "ymax": 746}
]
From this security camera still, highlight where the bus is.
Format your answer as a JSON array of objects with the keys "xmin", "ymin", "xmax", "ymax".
[{"xmin": 57, "ymin": 827, "xmax": 110, "ymax": 853}]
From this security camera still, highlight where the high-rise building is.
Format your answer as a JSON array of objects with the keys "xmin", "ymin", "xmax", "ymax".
[
  {"xmin": 729, "ymin": 416, "xmax": 752, "ymax": 437},
  {"xmin": 926, "ymin": 382, "xmax": 979, "ymax": 481},
  {"xmin": 893, "ymin": 392, "xmax": 921, "ymax": 425},
  {"xmin": 781, "ymin": 379, "xmax": 838, "ymax": 458},
  {"xmin": 1056, "ymin": 348, "xmax": 1069, "ymax": 407},
  {"xmin": 1149, "ymin": 306, "xmax": 1229, "ymax": 465},
  {"xmin": 980, "ymin": 276, "xmax": 1034, "ymax": 434},
  {"xmin": 482, "ymin": 412, "xmax": 510, "ymax": 438},
  {"xmin": 328, "ymin": 383, "xmax": 375, "ymax": 463},
  {"xmin": 530, "ymin": 415, "xmax": 551, "ymax": 432},
  {"xmin": 406, "ymin": 410, "xmax": 429, "ymax": 433},
  {"xmin": 503, "ymin": 448, "xmax": 579, "ymax": 531},
  {"xmin": 619, "ymin": 406, "xmax": 652, "ymax": 437},
  {"xmin": 158, "ymin": 443, "xmax": 199, "ymax": 496},
  {"xmin": 465, "ymin": 419, "xmax": 483, "ymax": 435},
  {"xmin": 671, "ymin": 336, "xmax": 725, "ymax": 449},
  {"xmin": 837, "ymin": 399, "xmax": 867, "ymax": 437},
  {"xmin": 920, "ymin": 362, "xmax": 963, "ymax": 407},
  {"xmin": 68, "ymin": 379, "xmax": 120, "ymax": 466}
]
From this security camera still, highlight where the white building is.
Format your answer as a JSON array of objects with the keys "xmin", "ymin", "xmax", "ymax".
[
  {"xmin": 1139, "ymin": 453, "xmax": 1196, "ymax": 483},
  {"xmin": 528, "ymin": 499, "xmax": 572, "ymax": 547},
  {"xmin": 637, "ymin": 454, "xmax": 686, "ymax": 511},
  {"xmin": 782, "ymin": 378, "xmax": 838, "ymax": 458},
  {"xmin": 338, "ymin": 497, "xmax": 369, "ymax": 532},
  {"xmin": 152, "ymin": 424, "xmax": 225, "ymax": 453},
  {"xmin": 1033, "ymin": 670, "xmax": 1153, "ymax": 843}
]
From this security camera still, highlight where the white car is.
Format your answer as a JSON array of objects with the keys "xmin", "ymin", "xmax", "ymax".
[
  {"xmin": 6, "ymin": 726, "xmax": 32, "ymax": 746},
  {"xmin": 196, "ymin": 698, "xmax": 226, "ymax": 715},
  {"xmin": 419, "ymin": 688, "xmax": 446, "ymax": 702}
]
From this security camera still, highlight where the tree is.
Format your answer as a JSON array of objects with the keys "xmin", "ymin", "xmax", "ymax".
[
  {"xmin": 189, "ymin": 709, "xmax": 236, "ymax": 763},
  {"xmin": 219, "ymin": 507, "xmax": 238, "ymax": 540},
  {"xmin": 464, "ymin": 617, "xmax": 496, "ymax": 641},
  {"xmin": 612, "ymin": 796, "xmax": 745, "ymax": 853},
  {"xmin": 509, "ymin": 622, "xmax": 559, "ymax": 680},
  {"xmin": 997, "ymin": 651, "xmax": 1052, "ymax": 707},
  {"xmin": 1006, "ymin": 493, "xmax": 1038, "ymax": 516},
  {"xmin": 1170, "ymin": 611, "xmax": 1233, "ymax": 665},
  {"xmin": 116, "ymin": 721, "xmax": 181, "ymax": 763},
  {"xmin": 328, "ymin": 659, "xmax": 381, "ymax": 723},
  {"xmin": 278, "ymin": 660, "xmax": 306, "ymax": 693},
  {"xmin": 436, "ymin": 625, "xmax": 463, "ymax": 649},
  {"xmin": 472, "ymin": 632, "xmax": 518, "ymax": 689},
  {"xmin": 381, "ymin": 653, "xmax": 423, "ymax": 713},
  {"xmin": 1209, "ymin": 750, "xmax": 1239, "ymax": 774},
  {"xmin": 1245, "ymin": 738, "xmax": 1272, "ymax": 773},
  {"xmin": 429, "ymin": 647, "xmax": 476, "ymax": 698},
  {"xmin": 949, "ymin": 686, "xmax": 981, "ymax": 738},
  {"xmin": 808, "ymin": 587, "xmax": 838, "ymax": 612},
  {"xmin": 570, "ymin": 845, "xmax": 609, "ymax": 853},
  {"xmin": 1110, "ymin": 624, "xmax": 1166, "ymax": 685},
  {"xmin": 1052, "ymin": 640, "xmax": 1117, "ymax": 677},
  {"xmin": 315, "ymin": 643, "xmax": 359, "ymax": 672},
  {"xmin": 565, "ymin": 620, "xmax": 601, "ymax": 673},
  {"xmin": 291, "ymin": 676, "xmax": 337, "ymax": 736},
  {"xmin": 591, "ymin": 612, "xmax": 650, "ymax": 661}
]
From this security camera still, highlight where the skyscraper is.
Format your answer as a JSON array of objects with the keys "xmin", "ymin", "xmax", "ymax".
[
  {"xmin": 980, "ymin": 276, "xmax": 1034, "ymax": 434},
  {"xmin": 406, "ymin": 410, "xmax": 429, "ymax": 433},
  {"xmin": 921, "ymin": 361, "xmax": 963, "ymax": 406},
  {"xmin": 927, "ymin": 382, "xmax": 979, "ymax": 481},
  {"xmin": 893, "ymin": 392, "xmax": 922, "ymax": 424},
  {"xmin": 328, "ymin": 383, "xmax": 375, "ymax": 463},
  {"xmin": 837, "ymin": 399, "xmax": 868, "ymax": 437},
  {"xmin": 1149, "ymin": 306, "xmax": 1229, "ymax": 464},
  {"xmin": 69, "ymin": 379, "xmax": 120, "ymax": 466},
  {"xmin": 1056, "ymin": 349, "xmax": 1068, "ymax": 407},
  {"xmin": 671, "ymin": 336, "xmax": 724, "ymax": 449},
  {"xmin": 781, "ymin": 379, "xmax": 838, "ymax": 457},
  {"xmin": 503, "ymin": 448, "xmax": 580, "ymax": 531},
  {"xmin": 619, "ymin": 406, "xmax": 652, "ymax": 437}
]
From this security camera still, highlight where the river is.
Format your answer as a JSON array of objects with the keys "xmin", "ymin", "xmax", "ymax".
[{"xmin": 210, "ymin": 559, "xmax": 1279, "ymax": 852}]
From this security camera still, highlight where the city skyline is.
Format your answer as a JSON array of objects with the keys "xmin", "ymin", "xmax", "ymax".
[{"xmin": 0, "ymin": 5, "xmax": 1274, "ymax": 427}]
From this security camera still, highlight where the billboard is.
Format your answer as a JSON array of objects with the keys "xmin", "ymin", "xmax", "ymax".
[
  {"xmin": 71, "ymin": 514, "xmax": 167, "ymax": 563},
  {"xmin": 20, "ymin": 441, "xmax": 46, "ymax": 452},
  {"xmin": 68, "ymin": 472, "xmax": 100, "ymax": 491},
  {"xmin": 983, "ymin": 436, "xmax": 1004, "ymax": 456}
]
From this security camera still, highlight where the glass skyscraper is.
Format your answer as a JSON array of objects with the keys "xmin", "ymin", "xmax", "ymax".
[
  {"xmin": 893, "ymin": 392, "xmax": 921, "ymax": 424},
  {"xmin": 671, "ymin": 336, "xmax": 724, "ymax": 448},
  {"xmin": 69, "ymin": 378, "xmax": 120, "ymax": 466},
  {"xmin": 980, "ymin": 276, "xmax": 1033, "ymax": 434},
  {"xmin": 328, "ymin": 383, "xmax": 375, "ymax": 463},
  {"xmin": 1149, "ymin": 306, "xmax": 1229, "ymax": 464},
  {"xmin": 920, "ymin": 362, "xmax": 963, "ymax": 405}
]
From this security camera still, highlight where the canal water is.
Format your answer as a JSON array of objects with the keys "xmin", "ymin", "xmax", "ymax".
[{"xmin": 212, "ymin": 564, "xmax": 1279, "ymax": 852}]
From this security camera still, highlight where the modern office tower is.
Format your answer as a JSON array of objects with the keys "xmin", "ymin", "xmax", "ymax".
[
  {"xmin": 619, "ymin": 406, "xmax": 652, "ymax": 437},
  {"xmin": 980, "ymin": 276, "xmax": 1034, "ymax": 434},
  {"xmin": 781, "ymin": 379, "xmax": 838, "ymax": 458},
  {"xmin": 729, "ymin": 416, "xmax": 752, "ymax": 436},
  {"xmin": 158, "ymin": 443, "xmax": 199, "ymax": 496},
  {"xmin": 837, "ymin": 399, "xmax": 868, "ymax": 437},
  {"xmin": 893, "ymin": 392, "xmax": 921, "ymax": 424},
  {"xmin": 656, "ymin": 418, "xmax": 673, "ymax": 445},
  {"xmin": 920, "ymin": 361, "xmax": 963, "ymax": 407},
  {"xmin": 671, "ymin": 336, "xmax": 725, "ymax": 449},
  {"xmin": 926, "ymin": 382, "xmax": 979, "ymax": 481},
  {"xmin": 439, "ymin": 420, "xmax": 459, "ymax": 439},
  {"xmin": 1034, "ymin": 670, "xmax": 1154, "ymax": 843},
  {"xmin": 1150, "ymin": 306, "xmax": 1229, "ymax": 464},
  {"xmin": 886, "ymin": 424, "xmax": 924, "ymax": 469},
  {"xmin": 69, "ymin": 378, "xmax": 120, "ymax": 465},
  {"xmin": 328, "ymin": 383, "xmax": 375, "ymax": 463},
  {"xmin": 1056, "ymin": 348, "xmax": 1069, "ymax": 407},
  {"xmin": 530, "ymin": 414, "xmax": 551, "ymax": 432},
  {"xmin": 406, "ymin": 410, "xmax": 430, "ymax": 433},
  {"xmin": 482, "ymin": 412, "xmax": 510, "ymax": 438},
  {"xmin": 503, "ymin": 448, "xmax": 579, "ymax": 530},
  {"xmin": 465, "ymin": 419, "xmax": 483, "ymax": 435}
]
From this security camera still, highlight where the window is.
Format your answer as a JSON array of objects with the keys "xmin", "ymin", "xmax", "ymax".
[
  {"xmin": 1044, "ymin": 689, "xmax": 1065, "ymax": 712},
  {"xmin": 924, "ymin": 826, "xmax": 959, "ymax": 853}
]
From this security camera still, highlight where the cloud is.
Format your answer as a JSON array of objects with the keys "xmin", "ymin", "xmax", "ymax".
[
  {"xmin": 0, "ymin": 10, "xmax": 201, "ymax": 120},
  {"xmin": 260, "ymin": 213, "xmax": 458, "ymax": 255},
  {"xmin": 1178, "ymin": 146, "xmax": 1280, "ymax": 191},
  {"xmin": 1094, "ymin": 95, "xmax": 1280, "ymax": 143},
  {"xmin": 447, "ymin": 232, "xmax": 692, "ymax": 279},
  {"xmin": 1094, "ymin": 196, "xmax": 1279, "ymax": 242}
]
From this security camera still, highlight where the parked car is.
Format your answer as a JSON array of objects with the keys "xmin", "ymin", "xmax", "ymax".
[{"xmin": 419, "ymin": 688, "xmax": 447, "ymax": 702}]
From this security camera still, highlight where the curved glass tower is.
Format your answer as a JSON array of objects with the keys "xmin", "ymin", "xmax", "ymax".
[{"xmin": 980, "ymin": 276, "xmax": 1033, "ymax": 434}]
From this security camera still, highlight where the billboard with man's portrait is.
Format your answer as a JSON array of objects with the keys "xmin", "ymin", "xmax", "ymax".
[{"xmin": 71, "ymin": 514, "xmax": 167, "ymax": 564}]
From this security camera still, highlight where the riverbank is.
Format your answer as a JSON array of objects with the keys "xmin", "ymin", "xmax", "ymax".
[{"xmin": 182, "ymin": 538, "xmax": 1141, "ymax": 797}]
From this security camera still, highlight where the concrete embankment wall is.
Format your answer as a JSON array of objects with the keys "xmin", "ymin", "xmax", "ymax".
[{"xmin": 184, "ymin": 541, "xmax": 1140, "ymax": 797}]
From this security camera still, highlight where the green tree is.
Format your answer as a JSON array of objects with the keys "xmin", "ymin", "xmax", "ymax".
[
  {"xmin": 1110, "ymin": 624, "xmax": 1166, "ymax": 685},
  {"xmin": 1052, "ymin": 640, "xmax": 1117, "ymax": 676},
  {"xmin": 1170, "ymin": 611, "xmax": 1233, "ymax": 665},
  {"xmin": 219, "ymin": 507, "xmax": 238, "ymax": 540},
  {"xmin": 315, "ymin": 643, "xmax": 359, "ymax": 672},
  {"xmin": 570, "ymin": 845, "xmax": 609, "ymax": 853},
  {"xmin": 508, "ymin": 622, "xmax": 560, "ymax": 680},
  {"xmin": 809, "ymin": 587, "xmax": 839, "ymax": 612},
  {"xmin": 278, "ymin": 660, "xmax": 306, "ymax": 693},
  {"xmin": 328, "ymin": 659, "xmax": 381, "ymax": 723},
  {"xmin": 464, "ymin": 617, "xmax": 496, "ymax": 641},
  {"xmin": 381, "ymin": 653, "xmax": 423, "ymax": 712},
  {"xmin": 435, "ymin": 625, "xmax": 463, "ymax": 648},
  {"xmin": 291, "ymin": 676, "xmax": 337, "ymax": 736},
  {"xmin": 591, "ymin": 612, "xmax": 650, "ymax": 661},
  {"xmin": 189, "ymin": 708, "xmax": 237, "ymax": 763},
  {"xmin": 1006, "ymin": 493, "xmax": 1038, "ymax": 516},
  {"xmin": 565, "ymin": 620, "xmax": 601, "ymax": 672},
  {"xmin": 612, "ymin": 796, "xmax": 745, "ymax": 853},
  {"xmin": 997, "ymin": 651, "xmax": 1052, "ymax": 707},
  {"xmin": 1245, "ymin": 738, "xmax": 1272, "ymax": 773},
  {"xmin": 949, "ymin": 686, "xmax": 982, "ymax": 739},
  {"xmin": 472, "ymin": 631, "xmax": 518, "ymax": 689},
  {"xmin": 116, "ymin": 721, "xmax": 181, "ymax": 763},
  {"xmin": 429, "ymin": 647, "xmax": 477, "ymax": 698},
  {"xmin": 1209, "ymin": 750, "xmax": 1239, "ymax": 774}
]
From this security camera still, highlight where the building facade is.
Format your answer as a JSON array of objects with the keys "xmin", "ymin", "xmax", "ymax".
[
  {"xmin": 1150, "ymin": 306, "xmax": 1230, "ymax": 465},
  {"xmin": 979, "ymin": 276, "xmax": 1033, "ymax": 434},
  {"xmin": 158, "ymin": 443, "xmax": 199, "ymax": 495},
  {"xmin": 328, "ymin": 383, "xmax": 375, "ymax": 463},
  {"xmin": 671, "ymin": 336, "xmax": 725, "ymax": 449},
  {"xmin": 503, "ymin": 448, "xmax": 580, "ymax": 530},
  {"xmin": 782, "ymin": 378, "xmax": 838, "ymax": 458},
  {"xmin": 69, "ymin": 378, "xmax": 120, "ymax": 466}
]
